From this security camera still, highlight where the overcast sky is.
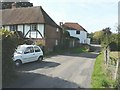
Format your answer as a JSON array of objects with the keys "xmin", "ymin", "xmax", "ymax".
[{"xmin": 30, "ymin": 0, "xmax": 119, "ymax": 33}]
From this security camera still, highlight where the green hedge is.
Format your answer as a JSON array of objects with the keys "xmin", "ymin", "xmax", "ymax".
[{"xmin": 1, "ymin": 29, "xmax": 19, "ymax": 87}]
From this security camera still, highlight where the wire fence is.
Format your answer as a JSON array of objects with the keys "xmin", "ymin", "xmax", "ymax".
[{"xmin": 104, "ymin": 47, "xmax": 119, "ymax": 80}]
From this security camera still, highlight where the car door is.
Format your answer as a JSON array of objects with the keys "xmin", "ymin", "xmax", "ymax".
[
  {"xmin": 22, "ymin": 47, "xmax": 35, "ymax": 63},
  {"xmin": 34, "ymin": 46, "xmax": 43, "ymax": 60}
]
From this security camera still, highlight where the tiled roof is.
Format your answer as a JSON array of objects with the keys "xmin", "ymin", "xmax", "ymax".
[
  {"xmin": 0, "ymin": 6, "xmax": 59, "ymax": 28},
  {"xmin": 63, "ymin": 22, "xmax": 87, "ymax": 32}
]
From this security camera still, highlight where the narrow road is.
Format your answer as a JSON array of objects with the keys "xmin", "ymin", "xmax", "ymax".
[{"xmin": 7, "ymin": 52, "xmax": 99, "ymax": 88}]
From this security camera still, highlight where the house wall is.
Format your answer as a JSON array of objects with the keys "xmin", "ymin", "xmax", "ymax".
[
  {"xmin": 45, "ymin": 24, "xmax": 61, "ymax": 53},
  {"xmin": 87, "ymin": 38, "xmax": 91, "ymax": 45},
  {"xmin": 80, "ymin": 31, "xmax": 87, "ymax": 43},
  {"xmin": 67, "ymin": 29, "xmax": 87, "ymax": 44},
  {"xmin": 25, "ymin": 24, "xmax": 44, "ymax": 38},
  {"xmin": 18, "ymin": 25, "xmax": 23, "ymax": 33},
  {"xmin": 4, "ymin": 26, "xmax": 9, "ymax": 30},
  {"xmin": 24, "ymin": 24, "xmax": 30, "ymax": 36},
  {"xmin": 4, "ymin": 24, "xmax": 44, "ymax": 39}
]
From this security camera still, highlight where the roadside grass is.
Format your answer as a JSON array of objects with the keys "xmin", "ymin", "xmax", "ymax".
[
  {"xmin": 91, "ymin": 52, "xmax": 115, "ymax": 88},
  {"xmin": 110, "ymin": 51, "xmax": 120, "ymax": 89}
]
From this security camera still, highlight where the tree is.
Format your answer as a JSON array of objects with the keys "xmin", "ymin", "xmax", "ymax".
[
  {"xmin": 93, "ymin": 30, "xmax": 104, "ymax": 44},
  {"xmin": 93, "ymin": 27, "xmax": 112, "ymax": 44}
]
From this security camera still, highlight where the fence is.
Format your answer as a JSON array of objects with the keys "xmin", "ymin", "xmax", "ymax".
[{"xmin": 104, "ymin": 46, "xmax": 119, "ymax": 80}]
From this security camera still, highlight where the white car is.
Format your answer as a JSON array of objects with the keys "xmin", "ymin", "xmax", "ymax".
[{"xmin": 13, "ymin": 45, "xmax": 43, "ymax": 66}]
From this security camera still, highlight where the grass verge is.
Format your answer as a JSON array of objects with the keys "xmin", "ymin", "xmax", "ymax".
[{"xmin": 91, "ymin": 52, "xmax": 115, "ymax": 88}]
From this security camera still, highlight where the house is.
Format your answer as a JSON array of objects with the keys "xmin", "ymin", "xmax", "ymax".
[
  {"xmin": 0, "ymin": 5, "xmax": 62, "ymax": 53},
  {"xmin": 62, "ymin": 22, "xmax": 90, "ymax": 44}
]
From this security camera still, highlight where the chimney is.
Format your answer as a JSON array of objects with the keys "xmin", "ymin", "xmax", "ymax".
[
  {"xmin": 59, "ymin": 22, "xmax": 63, "ymax": 27},
  {"xmin": 12, "ymin": 3, "xmax": 17, "ymax": 9}
]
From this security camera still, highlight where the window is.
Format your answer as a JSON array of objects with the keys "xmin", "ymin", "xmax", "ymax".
[
  {"xmin": 56, "ymin": 28, "xmax": 59, "ymax": 32},
  {"xmin": 10, "ymin": 25, "xmax": 17, "ymax": 31},
  {"xmin": 76, "ymin": 31, "xmax": 80, "ymax": 34},
  {"xmin": 55, "ymin": 40, "xmax": 58, "ymax": 46},
  {"xmin": 24, "ymin": 47, "xmax": 34, "ymax": 54},
  {"xmin": 34, "ymin": 46, "xmax": 40, "ymax": 52},
  {"xmin": 31, "ymin": 24, "xmax": 37, "ymax": 31}
]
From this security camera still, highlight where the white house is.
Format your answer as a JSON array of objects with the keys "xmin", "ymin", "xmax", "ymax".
[{"xmin": 62, "ymin": 22, "xmax": 90, "ymax": 44}]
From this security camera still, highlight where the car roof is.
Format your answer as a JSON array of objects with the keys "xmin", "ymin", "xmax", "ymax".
[{"xmin": 18, "ymin": 44, "xmax": 38, "ymax": 48}]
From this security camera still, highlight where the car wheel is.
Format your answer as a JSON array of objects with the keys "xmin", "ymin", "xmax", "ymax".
[
  {"xmin": 15, "ymin": 60, "xmax": 22, "ymax": 67},
  {"xmin": 38, "ymin": 56, "xmax": 43, "ymax": 62}
]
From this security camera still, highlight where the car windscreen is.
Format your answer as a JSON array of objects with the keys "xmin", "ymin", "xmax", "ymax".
[{"xmin": 16, "ymin": 46, "xmax": 26, "ymax": 54}]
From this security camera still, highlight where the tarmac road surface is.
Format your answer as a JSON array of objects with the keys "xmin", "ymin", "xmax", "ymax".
[{"xmin": 6, "ymin": 52, "xmax": 98, "ymax": 88}]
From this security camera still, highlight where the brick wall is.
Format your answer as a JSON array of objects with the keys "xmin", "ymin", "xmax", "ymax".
[{"xmin": 44, "ymin": 24, "xmax": 62, "ymax": 53}]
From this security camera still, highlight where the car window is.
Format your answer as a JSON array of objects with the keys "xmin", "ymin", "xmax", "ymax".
[
  {"xmin": 34, "ymin": 46, "xmax": 41, "ymax": 52},
  {"xmin": 16, "ymin": 45, "xmax": 26, "ymax": 53},
  {"xmin": 24, "ymin": 47, "xmax": 34, "ymax": 54}
]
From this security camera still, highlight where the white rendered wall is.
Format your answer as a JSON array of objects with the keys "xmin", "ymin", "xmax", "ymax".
[
  {"xmin": 67, "ymin": 29, "xmax": 87, "ymax": 44},
  {"xmin": 4, "ymin": 26, "xmax": 9, "ymax": 31},
  {"xmin": 87, "ymin": 38, "xmax": 91, "ymax": 45},
  {"xmin": 18, "ymin": 25, "xmax": 23, "ymax": 33},
  {"xmin": 25, "ymin": 24, "xmax": 44, "ymax": 38},
  {"xmin": 37, "ymin": 24, "xmax": 44, "ymax": 37},
  {"xmin": 24, "ymin": 24, "xmax": 30, "ymax": 36},
  {"xmin": 4, "ymin": 24, "xmax": 44, "ymax": 39}
]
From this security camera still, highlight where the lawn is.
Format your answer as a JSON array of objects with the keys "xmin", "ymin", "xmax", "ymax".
[
  {"xmin": 91, "ymin": 52, "xmax": 115, "ymax": 88},
  {"xmin": 110, "ymin": 51, "xmax": 120, "ymax": 59}
]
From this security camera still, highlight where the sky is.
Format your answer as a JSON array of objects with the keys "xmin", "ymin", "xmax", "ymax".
[{"xmin": 30, "ymin": 0, "xmax": 119, "ymax": 33}]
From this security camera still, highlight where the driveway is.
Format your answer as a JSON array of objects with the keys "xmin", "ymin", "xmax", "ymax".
[{"xmin": 6, "ymin": 52, "xmax": 98, "ymax": 88}]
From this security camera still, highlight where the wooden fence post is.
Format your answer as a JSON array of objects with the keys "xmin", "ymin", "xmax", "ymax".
[{"xmin": 114, "ymin": 59, "xmax": 119, "ymax": 80}]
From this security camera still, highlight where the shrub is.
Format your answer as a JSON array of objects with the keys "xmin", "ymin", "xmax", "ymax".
[
  {"xmin": 1, "ymin": 29, "xmax": 19, "ymax": 87},
  {"xmin": 24, "ymin": 39, "xmax": 34, "ymax": 45},
  {"xmin": 109, "ymin": 42, "xmax": 119, "ymax": 51}
]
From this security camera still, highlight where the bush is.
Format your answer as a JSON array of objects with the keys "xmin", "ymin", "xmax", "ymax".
[
  {"xmin": 0, "ymin": 29, "xmax": 19, "ymax": 86},
  {"xmin": 24, "ymin": 39, "xmax": 34, "ymax": 45},
  {"xmin": 109, "ymin": 42, "xmax": 119, "ymax": 51}
]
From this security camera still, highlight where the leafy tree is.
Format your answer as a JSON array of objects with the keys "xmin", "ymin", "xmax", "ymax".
[
  {"xmin": 92, "ymin": 27, "xmax": 112, "ymax": 45},
  {"xmin": 93, "ymin": 30, "xmax": 104, "ymax": 44}
]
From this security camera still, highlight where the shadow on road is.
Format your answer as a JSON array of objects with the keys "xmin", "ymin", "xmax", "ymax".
[
  {"xmin": 60, "ymin": 52, "xmax": 99, "ymax": 59},
  {"xmin": 17, "ymin": 61, "xmax": 60, "ymax": 71},
  {"xmin": 5, "ymin": 72, "xmax": 82, "ymax": 88}
]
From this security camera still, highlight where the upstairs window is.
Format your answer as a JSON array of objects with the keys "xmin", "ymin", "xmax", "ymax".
[
  {"xmin": 31, "ymin": 24, "xmax": 37, "ymax": 31},
  {"xmin": 10, "ymin": 25, "xmax": 17, "ymax": 31},
  {"xmin": 76, "ymin": 31, "xmax": 80, "ymax": 34}
]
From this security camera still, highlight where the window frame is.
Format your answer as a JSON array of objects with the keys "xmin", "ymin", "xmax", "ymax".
[
  {"xmin": 31, "ymin": 24, "xmax": 37, "ymax": 31},
  {"xmin": 76, "ymin": 30, "xmax": 80, "ymax": 34},
  {"xmin": 10, "ymin": 25, "xmax": 17, "ymax": 31},
  {"xmin": 24, "ymin": 47, "xmax": 34, "ymax": 54},
  {"xmin": 34, "ymin": 46, "xmax": 41, "ymax": 52}
]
